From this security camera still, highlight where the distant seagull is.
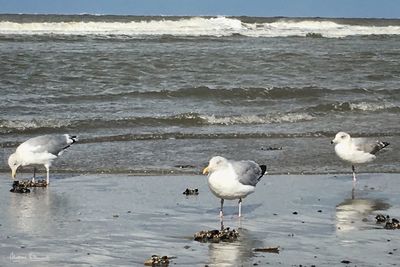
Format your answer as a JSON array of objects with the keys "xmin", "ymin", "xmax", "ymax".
[
  {"xmin": 331, "ymin": 132, "xmax": 389, "ymax": 182},
  {"xmin": 8, "ymin": 134, "xmax": 78, "ymax": 185},
  {"xmin": 203, "ymin": 156, "xmax": 267, "ymax": 218}
]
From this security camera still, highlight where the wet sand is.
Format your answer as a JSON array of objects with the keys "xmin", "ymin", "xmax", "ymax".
[{"xmin": 0, "ymin": 173, "xmax": 399, "ymax": 266}]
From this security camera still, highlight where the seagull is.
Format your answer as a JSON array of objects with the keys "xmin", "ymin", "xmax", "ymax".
[
  {"xmin": 8, "ymin": 134, "xmax": 78, "ymax": 185},
  {"xmin": 203, "ymin": 156, "xmax": 267, "ymax": 218},
  {"xmin": 331, "ymin": 132, "xmax": 389, "ymax": 182}
]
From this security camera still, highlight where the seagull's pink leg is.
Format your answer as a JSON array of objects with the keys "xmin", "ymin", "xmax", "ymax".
[
  {"xmin": 352, "ymin": 165, "xmax": 357, "ymax": 182},
  {"xmin": 238, "ymin": 198, "xmax": 242, "ymax": 217}
]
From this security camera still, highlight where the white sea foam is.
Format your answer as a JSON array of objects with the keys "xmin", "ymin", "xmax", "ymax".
[
  {"xmin": 200, "ymin": 113, "xmax": 315, "ymax": 125},
  {"xmin": 349, "ymin": 102, "xmax": 396, "ymax": 111},
  {"xmin": 0, "ymin": 119, "xmax": 70, "ymax": 132},
  {"xmin": 0, "ymin": 17, "xmax": 399, "ymax": 37}
]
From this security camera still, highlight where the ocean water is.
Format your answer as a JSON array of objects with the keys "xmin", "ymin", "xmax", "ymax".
[{"xmin": 0, "ymin": 15, "xmax": 399, "ymax": 175}]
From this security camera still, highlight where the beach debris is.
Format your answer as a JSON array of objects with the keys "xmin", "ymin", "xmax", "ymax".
[
  {"xmin": 174, "ymin": 164, "xmax": 195, "ymax": 169},
  {"xmin": 15, "ymin": 179, "xmax": 47, "ymax": 187},
  {"xmin": 254, "ymin": 246, "xmax": 280, "ymax": 254},
  {"xmin": 10, "ymin": 181, "xmax": 31, "ymax": 193},
  {"xmin": 261, "ymin": 146, "xmax": 282, "ymax": 151},
  {"xmin": 182, "ymin": 188, "xmax": 199, "ymax": 195},
  {"xmin": 144, "ymin": 255, "xmax": 174, "ymax": 266},
  {"xmin": 384, "ymin": 218, "xmax": 400, "ymax": 230},
  {"xmin": 10, "ymin": 179, "xmax": 49, "ymax": 193},
  {"xmin": 194, "ymin": 227, "xmax": 239, "ymax": 243},
  {"xmin": 376, "ymin": 214, "xmax": 389, "ymax": 223},
  {"xmin": 375, "ymin": 214, "xmax": 400, "ymax": 230}
]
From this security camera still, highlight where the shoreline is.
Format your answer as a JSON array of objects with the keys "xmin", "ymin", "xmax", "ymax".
[{"xmin": 1, "ymin": 170, "xmax": 400, "ymax": 177}]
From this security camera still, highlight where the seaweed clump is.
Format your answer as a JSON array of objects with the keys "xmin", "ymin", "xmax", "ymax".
[
  {"xmin": 375, "ymin": 214, "xmax": 400, "ymax": 230},
  {"xmin": 10, "ymin": 181, "xmax": 31, "ymax": 193},
  {"xmin": 254, "ymin": 247, "xmax": 280, "ymax": 254},
  {"xmin": 10, "ymin": 179, "xmax": 48, "ymax": 194},
  {"xmin": 144, "ymin": 255, "xmax": 174, "ymax": 266},
  {"xmin": 194, "ymin": 227, "xmax": 239, "ymax": 243},
  {"xmin": 182, "ymin": 188, "xmax": 199, "ymax": 195}
]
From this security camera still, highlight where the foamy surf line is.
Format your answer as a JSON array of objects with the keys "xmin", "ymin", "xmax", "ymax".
[
  {"xmin": 0, "ymin": 112, "xmax": 314, "ymax": 133},
  {"xmin": 1, "ymin": 17, "xmax": 400, "ymax": 37}
]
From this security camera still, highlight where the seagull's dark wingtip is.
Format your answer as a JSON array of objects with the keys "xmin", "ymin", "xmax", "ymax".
[
  {"xmin": 371, "ymin": 140, "xmax": 390, "ymax": 154},
  {"xmin": 259, "ymin": 165, "xmax": 267, "ymax": 178},
  {"xmin": 70, "ymin": 135, "xmax": 78, "ymax": 143},
  {"xmin": 382, "ymin": 141, "xmax": 390, "ymax": 148}
]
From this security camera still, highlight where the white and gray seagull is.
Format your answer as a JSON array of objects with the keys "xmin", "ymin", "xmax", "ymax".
[
  {"xmin": 203, "ymin": 156, "xmax": 267, "ymax": 218},
  {"xmin": 331, "ymin": 131, "xmax": 389, "ymax": 182},
  {"xmin": 8, "ymin": 134, "xmax": 78, "ymax": 185}
]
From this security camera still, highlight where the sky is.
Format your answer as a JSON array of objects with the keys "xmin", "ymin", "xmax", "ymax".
[{"xmin": 0, "ymin": 0, "xmax": 399, "ymax": 18}]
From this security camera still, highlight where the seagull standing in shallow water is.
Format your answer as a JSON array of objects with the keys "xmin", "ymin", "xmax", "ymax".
[
  {"xmin": 331, "ymin": 132, "xmax": 389, "ymax": 182},
  {"xmin": 203, "ymin": 156, "xmax": 267, "ymax": 218},
  {"xmin": 8, "ymin": 134, "xmax": 78, "ymax": 185}
]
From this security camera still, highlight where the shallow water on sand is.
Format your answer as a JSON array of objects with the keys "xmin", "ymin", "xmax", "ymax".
[{"xmin": 1, "ymin": 173, "xmax": 399, "ymax": 266}]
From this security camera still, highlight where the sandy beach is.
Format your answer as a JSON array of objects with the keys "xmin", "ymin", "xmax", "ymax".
[
  {"xmin": 1, "ymin": 172, "xmax": 399, "ymax": 266},
  {"xmin": 1, "ymin": 13, "xmax": 400, "ymax": 267}
]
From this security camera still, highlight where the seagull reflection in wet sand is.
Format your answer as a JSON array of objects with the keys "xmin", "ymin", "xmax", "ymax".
[
  {"xmin": 207, "ymin": 228, "xmax": 263, "ymax": 267},
  {"xmin": 336, "ymin": 189, "xmax": 390, "ymax": 233}
]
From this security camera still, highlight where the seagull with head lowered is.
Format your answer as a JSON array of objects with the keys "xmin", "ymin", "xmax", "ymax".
[
  {"xmin": 203, "ymin": 156, "xmax": 267, "ymax": 218},
  {"xmin": 8, "ymin": 134, "xmax": 78, "ymax": 185},
  {"xmin": 331, "ymin": 131, "xmax": 389, "ymax": 182}
]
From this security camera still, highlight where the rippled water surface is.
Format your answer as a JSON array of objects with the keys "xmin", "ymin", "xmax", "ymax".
[{"xmin": 1, "ymin": 15, "xmax": 399, "ymax": 174}]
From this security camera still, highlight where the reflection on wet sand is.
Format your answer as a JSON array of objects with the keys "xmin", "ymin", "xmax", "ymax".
[
  {"xmin": 207, "ymin": 228, "xmax": 263, "ymax": 267},
  {"xmin": 8, "ymin": 188, "xmax": 73, "ymax": 235},
  {"xmin": 336, "ymin": 190, "xmax": 390, "ymax": 233}
]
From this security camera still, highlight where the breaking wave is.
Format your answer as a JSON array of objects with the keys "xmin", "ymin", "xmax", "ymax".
[
  {"xmin": 0, "ymin": 112, "xmax": 315, "ymax": 135},
  {"xmin": 200, "ymin": 113, "xmax": 314, "ymax": 125},
  {"xmin": 1, "ymin": 16, "xmax": 400, "ymax": 38},
  {"xmin": 307, "ymin": 101, "xmax": 400, "ymax": 112}
]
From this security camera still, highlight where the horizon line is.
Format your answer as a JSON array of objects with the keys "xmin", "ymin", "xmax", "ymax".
[{"xmin": 0, "ymin": 13, "xmax": 399, "ymax": 20}]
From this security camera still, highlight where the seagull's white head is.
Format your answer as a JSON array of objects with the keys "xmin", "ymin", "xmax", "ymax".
[
  {"xmin": 203, "ymin": 156, "xmax": 229, "ymax": 175},
  {"xmin": 331, "ymin": 132, "xmax": 351, "ymax": 145},
  {"xmin": 8, "ymin": 153, "xmax": 21, "ymax": 179}
]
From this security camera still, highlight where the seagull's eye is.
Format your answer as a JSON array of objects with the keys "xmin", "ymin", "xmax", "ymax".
[{"xmin": 341, "ymin": 135, "xmax": 346, "ymax": 139}]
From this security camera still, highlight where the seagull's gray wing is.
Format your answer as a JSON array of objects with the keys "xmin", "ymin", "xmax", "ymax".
[
  {"xmin": 352, "ymin": 138, "xmax": 389, "ymax": 155},
  {"xmin": 22, "ymin": 134, "xmax": 77, "ymax": 156},
  {"xmin": 232, "ymin": 160, "xmax": 266, "ymax": 186}
]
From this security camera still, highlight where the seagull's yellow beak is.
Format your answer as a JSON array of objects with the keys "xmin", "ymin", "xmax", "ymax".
[
  {"xmin": 202, "ymin": 166, "xmax": 210, "ymax": 175},
  {"xmin": 11, "ymin": 169, "xmax": 16, "ymax": 179}
]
